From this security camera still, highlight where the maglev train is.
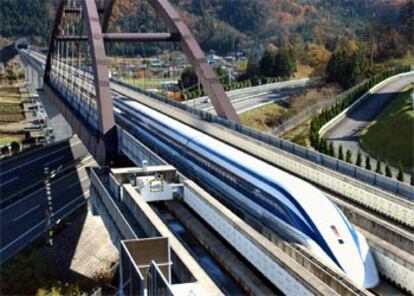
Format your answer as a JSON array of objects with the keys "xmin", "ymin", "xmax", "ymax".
[{"xmin": 113, "ymin": 98, "xmax": 379, "ymax": 289}]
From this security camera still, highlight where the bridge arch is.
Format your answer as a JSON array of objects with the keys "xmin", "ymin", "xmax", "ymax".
[{"xmin": 44, "ymin": 0, "xmax": 238, "ymax": 165}]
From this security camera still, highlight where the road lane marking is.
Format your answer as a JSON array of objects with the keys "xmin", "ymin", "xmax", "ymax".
[
  {"xmin": 0, "ymin": 141, "xmax": 82, "ymax": 176},
  {"xmin": 13, "ymin": 205, "xmax": 41, "ymax": 222},
  {"xmin": 0, "ymin": 220, "xmax": 45, "ymax": 253},
  {"xmin": 0, "ymin": 190, "xmax": 90, "ymax": 253},
  {"xmin": 44, "ymin": 156, "xmax": 65, "ymax": 167},
  {"xmin": 0, "ymin": 176, "xmax": 19, "ymax": 188},
  {"xmin": 0, "ymin": 164, "xmax": 90, "ymax": 213}
]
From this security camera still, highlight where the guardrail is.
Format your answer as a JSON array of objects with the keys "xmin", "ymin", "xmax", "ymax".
[{"xmin": 183, "ymin": 78, "xmax": 309, "ymax": 107}]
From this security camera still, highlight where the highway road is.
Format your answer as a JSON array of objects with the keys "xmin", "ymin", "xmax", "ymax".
[
  {"xmin": 0, "ymin": 136, "xmax": 88, "ymax": 200},
  {"xmin": 324, "ymin": 73, "xmax": 414, "ymax": 179},
  {"xmin": 0, "ymin": 158, "xmax": 93, "ymax": 264},
  {"xmin": 184, "ymin": 81, "xmax": 307, "ymax": 114},
  {"xmin": 211, "ymin": 92, "xmax": 289, "ymax": 115}
]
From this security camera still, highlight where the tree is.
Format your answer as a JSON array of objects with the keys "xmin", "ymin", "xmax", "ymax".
[
  {"xmin": 398, "ymin": 0, "xmax": 414, "ymax": 48},
  {"xmin": 214, "ymin": 66, "xmax": 230, "ymax": 85},
  {"xmin": 411, "ymin": 168, "xmax": 414, "ymax": 186},
  {"xmin": 10, "ymin": 141, "xmax": 20, "ymax": 154},
  {"xmin": 273, "ymin": 48, "xmax": 297, "ymax": 79},
  {"xmin": 365, "ymin": 156, "xmax": 372, "ymax": 170},
  {"xmin": 326, "ymin": 49, "xmax": 368, "ymax": 89},
  {"xmin": 260, "ymin": 47, "xmax": 276, "ymax": 77},
  {"xmin": 346, "ymin": 150, "xmax": 352, "ymax": 163},
  {"xmin": 319, "ymin": 138, "xmax": 328, "ymax": 154},
  {"xmin": 306, "ymin": 43, "xmax": 331, "ymax": 77},
  {"xmin": 397, "ymin": 162, "xmax": 405, "ymax": 182},
  {"xmin": 243, "ymin": 58, "xmax": 261, "ymax": 84},
  {"xmin": 328, "ymin": 142, "xmax": 335, "ymax": 157},
  {"xmin": 356, "ymin": 151, "xmax": 362, "ymax": 167},
  {"xmin": 1, "ymin": 145, "xmax": 9, "ymax": 155},
  {"xmin": 385, "ymin": 162, "xmax": 392, "ymax": 178},
  {"xmin": 375, "ymin": 159, "xmax": 383, "ymax": 174},
  {"xmin": 338, "ymin": 145, "xmax": 344, "ymax": 161},
  {"xmin": 179, "ymin": 67, "xmax": 198, "ymax": 90}
]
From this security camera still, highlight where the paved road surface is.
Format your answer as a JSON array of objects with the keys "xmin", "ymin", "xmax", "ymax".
[
  {"xmin": 324, "ymin": 73, "xmax": 414, "ymax": 179},
  {"xmin": 208, "ymin": 91, "xmax": 289, "ymax": 115},
  {"xmin": 0, "ymin": 159, "xmax": 93, "ymax": 264},
  {"xmin": 0, "ymin": 136, "xmax": 88, "ymax": 199}
]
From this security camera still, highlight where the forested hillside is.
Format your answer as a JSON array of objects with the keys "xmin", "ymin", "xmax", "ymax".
[{"xmin": 1, "ymin": 0, "xmax": 412, "ymax": 60}]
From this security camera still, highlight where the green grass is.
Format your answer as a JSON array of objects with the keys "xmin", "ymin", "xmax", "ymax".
[
  {"xmin": 0, "ymin": 102, "xmax": 22, "ymax": 114},
  {"xmin": 360, "ymin": 85, "xmax": 414, "ymax": 171}
]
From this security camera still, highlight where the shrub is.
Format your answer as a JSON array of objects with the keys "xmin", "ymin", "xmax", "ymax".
[
  {"xmin": 385, "ymin": 162, "xmax": 392, "ymax": 178},
  {"xmin": 356, "ymin": 151, "xmax": 362, "ymax": 167},
  {"xmin": 397, "ymin": 162, "xmax": 405, "ymax": 182},
  {"xmin": 365, "ymin": 156, "xmax": 372, "ymax": 170},
  {"xmin": 10, "ymin": 141, "xmax": 20, "ymax": 154},
  {"xmin": 338, "ymin": 145, "xmax": 344, "ymax": 161},
  {"xmin": 375, "ymin": 159, "xmax": 383, "ymax": 174}
]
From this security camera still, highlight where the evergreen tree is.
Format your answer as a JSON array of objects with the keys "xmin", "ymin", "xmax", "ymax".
[
  {"xmin": 375, "ymin": 159, "xmax": 383, "ymax": 174},
  {"xmin": 326, "ymin": 50, "xmax": 368, "ymax": 89},
  {"xmin": 397, "ymin": 162, "xmax": 405, "ymax": 182},
  {"xmin": 274, "ymin": 48, "xmax": 297, "ymax": 79},
  {"xmin": 338, "ymin": 145, "xmax": 344, "ymax": 160},
  {"xmin": 346, "ymin": 150, "xmax": 352, "ymax": 163},
  {"xmin": 259, "ymin": 47, "xmax": 275, "ymax": 77},
  {"xmin": 244, "ymin": 58, "xmax": 261, "ymax": 84},
  {"xmin": 365, "ymin": 156, "xmax": 372, "ymax": 170},
  {"xmin": 328, "ymin": 142, "xmax": 335, "ymax": 157},
  {"xmin": 385, "ymin": 162, "xmax": 392, "ymax": 178},
  {"xmin": 411, "ymin": 168, "xmax": 414, "ymax": 186},
  {"xmin": 356, "ymin": 151, "xmax": 362, "ymax": 167},
  {"xmin": 1, "ymin": 145, "xmax": 9, "ymax": 155},
  {"xmin": 10, "ymin": 141, "xmax": 20, "ymax": 155},
  {"xmin": 179, "ymin": 67, "xmax": 198, "ymax": 90}
]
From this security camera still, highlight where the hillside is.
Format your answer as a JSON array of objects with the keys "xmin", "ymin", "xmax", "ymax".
[{"xmin": 0, "ymin": 0, "xmax": 412, "ymax": 57}]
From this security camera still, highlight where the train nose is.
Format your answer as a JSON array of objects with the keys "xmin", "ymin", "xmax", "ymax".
[
  {"xmin": 362, "ymin": 249, "xmax": 379, "ymax": 289},
  {"xmin": 352, "ymin": 231, "xmax": 379, "ymax": 289}
]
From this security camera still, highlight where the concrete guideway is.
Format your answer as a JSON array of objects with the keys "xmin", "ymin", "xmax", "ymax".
[{"xmin": 323, "ymin": 72, "xmax": 414, "ymax": 181}]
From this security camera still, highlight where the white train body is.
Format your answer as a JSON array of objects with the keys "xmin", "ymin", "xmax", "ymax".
[{"xmin": 114, "ymin": 98, "xmax": 379, "ymax": 289}]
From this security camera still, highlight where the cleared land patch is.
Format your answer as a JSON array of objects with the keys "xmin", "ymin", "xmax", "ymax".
[
  {"xmin": 240, "ymin": 103, "xmax": 286, "ymax": 132},
  {"xmin": 0, "ymin": 86, "xmax": 25, "ymax": 144},
  {"xmin": 360, "ymin": 85, "xmax": 414, "ymax": 171}
]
